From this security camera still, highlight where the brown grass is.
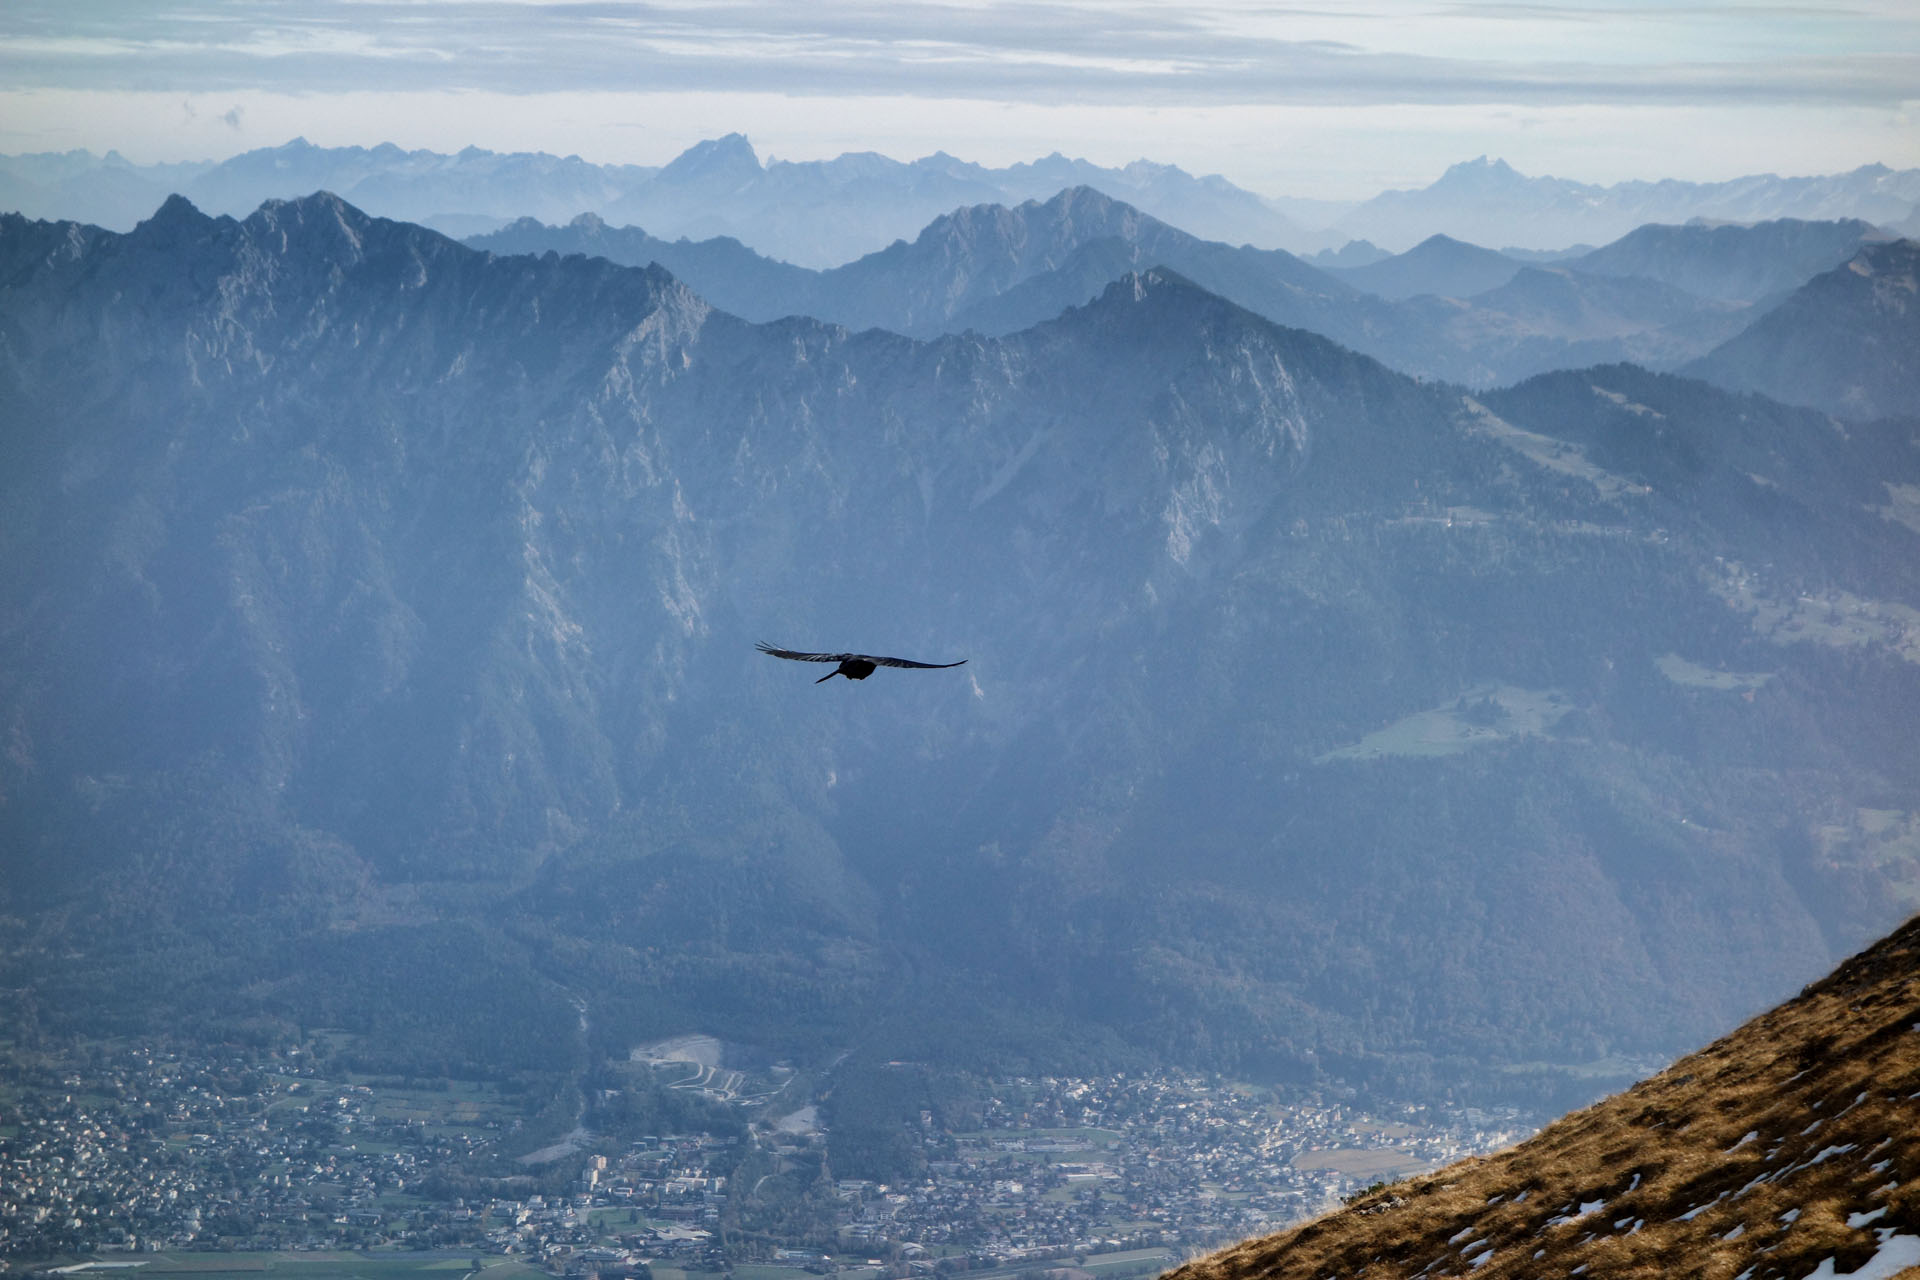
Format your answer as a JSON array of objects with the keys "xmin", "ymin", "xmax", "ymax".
[{"xmin": 1164, "ymin": 914, "xmax": 1920, "ymax": 1280}]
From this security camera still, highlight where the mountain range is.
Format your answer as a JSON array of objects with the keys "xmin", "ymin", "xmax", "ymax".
[
  {"xmin": 5, "ymin": 192, "xmax": 1919, "ymax": 1106},
  {"xmin": 1336, "ymin": 155, "xmax": 1920, "ymax": 252},
  {"xmin": 5, "ymin": 139, "xmax": 1919, "ymax": 268},
  {"xmin": 1170, "ymin": 911, "xmax": 1920, "ymax": 1280},
  {"xmin": 0, "ymin": 135, "xmax": 1316, "ymax": 267},
  {"xmin": 470, "ymin": 188, "xmax": 1896, "ymax": 395}
]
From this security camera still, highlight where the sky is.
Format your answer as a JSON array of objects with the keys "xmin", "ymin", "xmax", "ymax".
[{"xmin": 1, "ymin": 1, "xmax": 1917, "ymax": 201}]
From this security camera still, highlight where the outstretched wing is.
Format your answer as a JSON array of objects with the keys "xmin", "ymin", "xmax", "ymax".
[
  {"xmin": 756, "ymin": 642, "xmax": 852, "ymax": 664},
  {"xmin": 756, "ymin": 642, "xmax": 965, "ymax": 669},
  {"xmin": 867, "ymin": 654, "xmax": 967, "ymax": 670}
]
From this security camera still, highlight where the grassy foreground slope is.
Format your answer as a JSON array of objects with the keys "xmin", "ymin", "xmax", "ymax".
[{"xmin": 1166, "ymin": 914, "xmax": 1920, "ymax": 1280}]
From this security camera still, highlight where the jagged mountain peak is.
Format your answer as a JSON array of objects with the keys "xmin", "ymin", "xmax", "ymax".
[
  {"xmin": 1055, "ymin": 266, "xmax": 1361, "ymax": 376},
  {"xmin": 140, "ymin": 191, "xmax": 212, "ymax": 228},
  {"xmin": 920, "ymin": 184, "xmax": 1133, "ymax": 237},
  {"xmin": 106, "ymin": 191, "xmax": 703, "ymax": 376},
  {"xmin": 657, "ymin": 132, "xmax": 762, "ymax": 185},
  {"xmin": 1437, "ymin": 155, "xmax": 1526, "ymax": 185},
  {"xmin": 1413, "ymin": 232, "xmax": 1469, "ymax": 249},
  {"xmin": 236, "ymin": 190, "xmax": 428, "ymax": 267}
]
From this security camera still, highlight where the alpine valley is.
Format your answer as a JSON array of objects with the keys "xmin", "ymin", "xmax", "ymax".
[{"xmin": 3, "ymin": 186, "xmax": 1920, "ymax": 1135}]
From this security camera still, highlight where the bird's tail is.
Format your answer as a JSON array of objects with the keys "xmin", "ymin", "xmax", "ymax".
[{"xmin": 816, "ymin": 671, "xmax": 839, "ymax": 684}]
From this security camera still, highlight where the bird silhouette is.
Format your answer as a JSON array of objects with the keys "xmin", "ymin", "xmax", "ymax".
[{"xmin": 757, "ymin": 642, "xmax": 967, "ymax": 684}]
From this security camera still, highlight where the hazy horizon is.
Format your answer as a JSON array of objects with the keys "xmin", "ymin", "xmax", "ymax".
[{"xmin": 3, "ymin": 1, "xmax": 1916, "ymax": 203}]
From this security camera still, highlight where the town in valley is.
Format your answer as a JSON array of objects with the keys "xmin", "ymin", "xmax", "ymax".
[{"xmin": 0, "ymin": 1036, "xmax": 1537, "ymax": 1279}]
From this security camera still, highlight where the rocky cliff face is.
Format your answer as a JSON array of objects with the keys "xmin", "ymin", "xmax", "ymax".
[{"xmin": 4, "ymin": 194, "xmax": 1919, "ymax": 1096}]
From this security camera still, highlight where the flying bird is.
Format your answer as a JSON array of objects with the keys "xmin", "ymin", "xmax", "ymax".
[{"xmin": 757, "ymin": 641, "xmax": 967, "ymax": 684}]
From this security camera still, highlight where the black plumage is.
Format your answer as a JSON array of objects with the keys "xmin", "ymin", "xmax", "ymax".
[{"xmin": 757, "ymin": 642, "xmax": 967, "ymax": 684}]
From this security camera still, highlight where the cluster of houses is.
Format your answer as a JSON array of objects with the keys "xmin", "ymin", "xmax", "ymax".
[{"xmin": 1, "ymin": 1044, "xmax": 1528, "ymax": 1274}]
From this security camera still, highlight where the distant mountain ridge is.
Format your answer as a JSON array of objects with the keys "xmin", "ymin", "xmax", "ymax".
[
  {"xmin": 1169, "ymin": 911, "xmax": 1920, "ymax": 1280},
  {"xmin": 1566, "ymin": 217, "xmax": 1889, "ymax": 303},
  {"xmin": 1321, "ymin": 233, "xmax": 1524, "ymax": 300},
  {"xmin": 7, "ymin": 139, "xmax": 1918, "ymax": 267},
  {"xmin": 0, "ymin": 134, "xmax": 1318, "ymax": 267},
  {"xmin": 474, "ymin": 189, "xmax": 1870, "ymax": 394},
  {"xmin": 1338, "ymin": 156, "xmax": 1920, "ymax": 251},
  {"xmin": 471, "ymin": 185, "xmax": 1386, "ymax": 341}
]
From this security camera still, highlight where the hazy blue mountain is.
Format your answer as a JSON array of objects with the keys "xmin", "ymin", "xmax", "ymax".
[
  {"xmin": 804, "ymin": 194, "xmax": 1780, "ymax": 386},
  {"xmin": 0, "ymin": 136, "xmax": 1323, "ymax": 264},
  {"xmin": 473, "ymin": 186, "xmax": 1379, "ymax": 342},
  {"xmin": 1393, "ymin": 265, "xmax": 1756, "ymax": 384},
  {"xmin": 601, "ymin": 134, "xmax": 1321, "ymax": 266},
  {"xmin": 1567, "ymin": 218, "xmax": 1887, "ymax": 303},
  {"xmin": 470, "ymin": 212, "xmax": 820, "ymax": 320},
  {"xmin": 1685, "ymin": 238, "xmax": 1920, "ymax": 420},
  {"xmin": 178, "ymin": 137, "xmax": 655, "ymax": 230},
  {"xmin": 1322, "ymin": 233, "xmax": 1523, "ymax": 300},
  {"xmin": 1338, "ymin": 156, "xmax": 1920, "ymax": 252},
  {"xmin": 5, "ymin": 195, "xmax": 1920, "ymax": 1106},
  {"xmin": 1307, "ymin": 240, "xmax": 1392, "ymax": 269},
  {"xmin": 986, "ymin": 151, "xmax": 1326, "ymax": 250},
  {"xmin": 799, "ymin": 186, "xmax": 1356, "ymax": 337},
  {"xmin": 467, "ymin": 188, "xmax": 1734, "ymax": 387},
  {"xmin": 0, "ymin": 149, "xmax": 211, "ymax": 230}
]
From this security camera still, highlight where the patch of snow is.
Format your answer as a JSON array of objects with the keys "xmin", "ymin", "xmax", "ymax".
[
  {"xmin": 1725, "ymin": 1224, "xmax": 1746, "ymax": 1241},
  {"xmin": 1627, "ymin": 1172, "xmax": 1642, "ymax": 1191},
  {"xmin": 1851, "ymin": 1208, "xmax": 1890, "ymax": 1229},
  {"xmin": 1781, "ymin": 1208, "xmax": 1802, "ymax": 1224},
  {"xmin": 1835, "ymin": 1091, "xmax": 1870, "ymax": 1118},
  {"xmin": 1679, "ymin": 1192, "xmax": 1729, "ymax": 1221},
  {"xmin": 1545, "ymin": 1198, "xmax": 1608, "ymax": 1227},
  {"xmin": 1800, "ymin": 1232, "xmax": 1920, "ymax": 1280},
  {"xmin": 1728, "ymin": 1130, "xmax": 1760, "ymax": 1152},
  {"xmin": 1809, "ymin": 1144, "xmax": 1858, "ymax": 1166},
  {"xmin": 1449, "ymin": 1225, "xmax": 1477, "ymax": 1244},
  {"xmin": 1513, "ymin": 1190, "xmax": 1527, "ymax": 1203},
  {"xmin": 1467, "ymin": 1248, "xmax": 1493, "ymax": 1268},
  {"xmin": 1803, "ymin": 1119, "xmax": 1824, "ymax": 1135}
]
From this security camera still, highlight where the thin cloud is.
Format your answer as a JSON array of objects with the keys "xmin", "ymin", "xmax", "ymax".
[{"xmin": 0, "ymin": 0, "xmax": 1915, "ymax": 109}]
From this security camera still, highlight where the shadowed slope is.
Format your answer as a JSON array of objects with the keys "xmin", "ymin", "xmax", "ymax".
[{"xmin": 1685, "ymin": 239, "xmax": 1920, "ymax": 421}]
